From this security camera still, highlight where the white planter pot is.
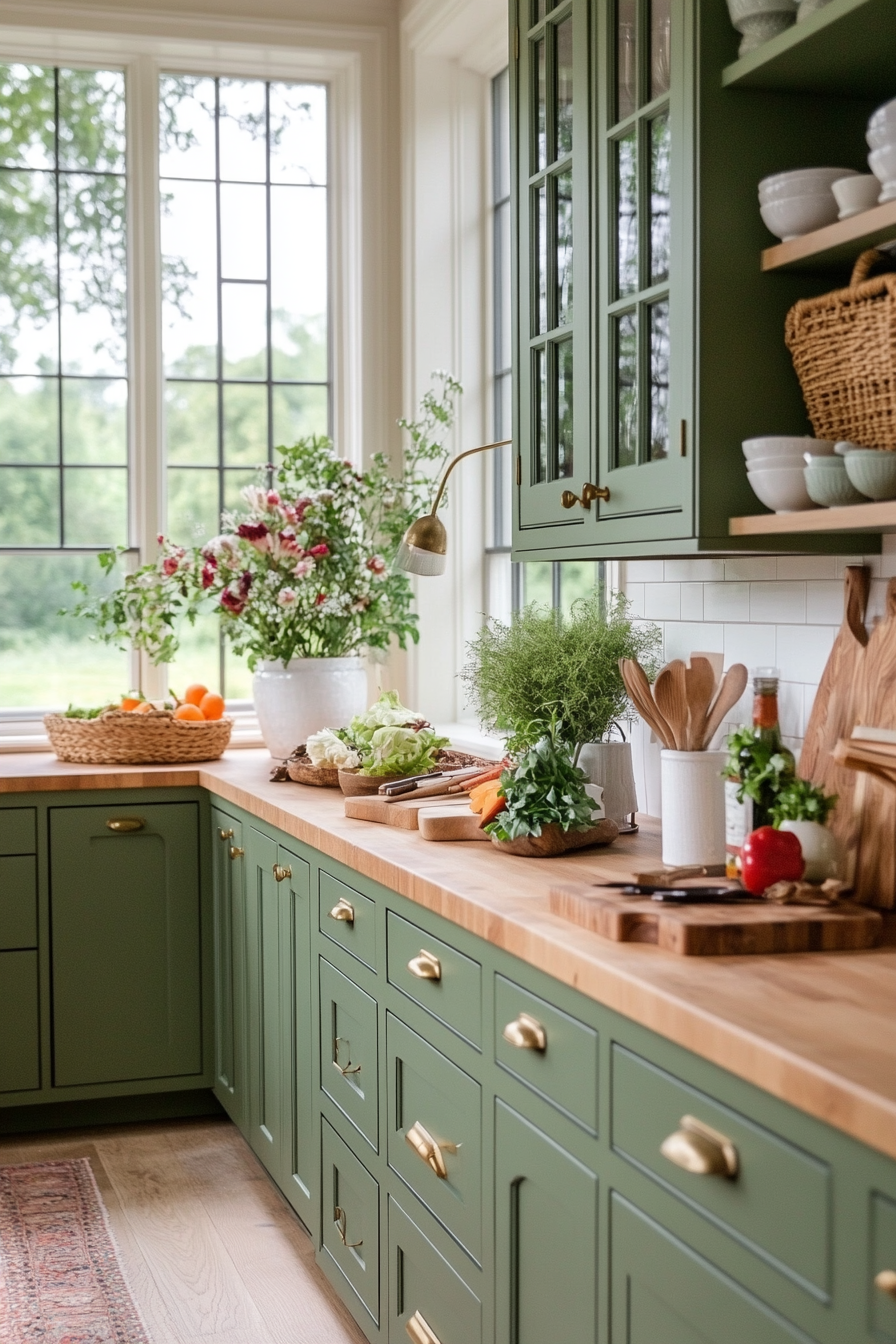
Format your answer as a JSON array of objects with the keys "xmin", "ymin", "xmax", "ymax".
[
  {"xmin": 578, "ymin": 742, "xmax": 639, "ymax": 823},
  {"xmin": 253, "ymin": 657, "xmax": 368, "ymax": 759},
  {"xmin": 660, "ymin": 750, "xmax": 726, "ymax": 867},
  {"xmin": 778, "ymin": 820, "xmax": 845, "ymax": 882}
]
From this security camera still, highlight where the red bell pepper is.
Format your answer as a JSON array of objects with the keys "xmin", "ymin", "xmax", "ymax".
[{"xmin": 740, "ymin": 826, "xmax": 804, "ymax": 895}]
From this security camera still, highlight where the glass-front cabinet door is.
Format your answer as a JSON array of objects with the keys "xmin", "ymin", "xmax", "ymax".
[{"xmin": 515, "ymin": 0, "xmax": 592, "ymax": 538}]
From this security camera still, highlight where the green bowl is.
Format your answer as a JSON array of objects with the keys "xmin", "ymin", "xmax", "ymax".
[
  {"xmin": 803, "ymin": 460, "xmax": 868, "ymax": 508},
  {"xmin": 843, "ymin": 450, "xmax": 896, "ymax": 501}
]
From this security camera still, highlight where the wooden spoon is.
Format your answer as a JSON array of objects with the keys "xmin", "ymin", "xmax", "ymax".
[
  {"xmin": 619, "ymin": 659, "xmax": 675, "ymax": 749},
  {"xmin": 699, "ymin": 663, "xmax": 749, "ymax": 749},
  {"xmin": 685, "ymin": 656, "xmax": 717, "ymax": 750},
  {"xmin": 691, "ymin": 650, "xmax": 723, "ymax": 689},
  {"xmin": 653, "ymin": 660, "xmax": 689, "ymax": 751}
]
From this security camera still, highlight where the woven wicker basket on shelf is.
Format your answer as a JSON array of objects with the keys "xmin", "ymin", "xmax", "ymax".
[
  {"xmin": 785, "ymin": 249, "xmax": 896, "ymax": 451},
  {"xmin": 44, "ymin": 708, "xmax": 233, "ymax": 765}
]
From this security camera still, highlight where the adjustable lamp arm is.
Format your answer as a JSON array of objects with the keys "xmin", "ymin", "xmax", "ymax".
[
  {"xmin": 428, "ymin": 438, "xmax": 513, "ymax": 515},
  {"xmin": 395, "ymin": 438, "xmax": 514, "ymax": 576}
]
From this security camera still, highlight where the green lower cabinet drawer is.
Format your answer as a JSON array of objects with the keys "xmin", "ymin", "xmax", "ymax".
[
  {"xmin": 0, "ymin": 808, "xmax": 35, "ymax": 856},
  {"xmin": 872, "ymin": 1192, "xmax": 896, "ymax": 1342},
  {"xmin": 610, "ymin": 1193, "xmax": 818, "ymax": 1343},
  {"xmin": 386, "ymin": 912, "xmax": 481, "ymax": 1049},
  {"xmin": 0, "ymin": 855, "xmax": 37, "ymax": 949},
  {"xmin": 320, "ymin": 957, "xmax": 379, "ymax": 1151},
  {"xmin": 611, "ymin": 1045, "xmax": 831, "ymax": 1297},
  {"xmin": 320, "ymin": 870, "xmax": 377, "ymax": 972},
  {"xmin": 387, "ymin": 1013, "xmax": 482, "ymax": 1263},
  {"xmin": 495, "ymin": 973, "xmax": 598, "ymax": 1132},
  {"xmin": 320, "ymin": 1117, "xmax": 380, "ymax": 1328},
  {"xmin": 387, "ymin": 1196, "xmax": 481, "ymax": 1344},
  {"xmin": 0, "ymin": 950, "xmax": 40, "ymax": 1092},
  {"xmin": 495, "ymin": 1100, "xmax": 599, "ymax": 1343}
]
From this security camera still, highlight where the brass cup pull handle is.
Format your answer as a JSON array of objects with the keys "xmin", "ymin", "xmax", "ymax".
[
  {"xmin": 218, "ymin": 827, "xmax": 234, "ymax": 841},
  {"xmin": 230, "ymin": 846, "xmax": 244, "ymax": 860},
  {"xmin": 272, "ymin": 864, "xmax": 292, "ymax": 883},
  {"xmin": 502, "ymin": 1012, "xmax": 547, "ymax": 1052},
  {"xmin": 406, "ymin": 1309, "xmax": 442, "ymax": 1344},
  {"xmin": 876, "ymin": 1269, "xmax": 896, "ymax": 1298},
  {"xmin": 660, "ymin": 1114, "xmax": 739, "ymax": 1179},
  {"xmin": 333, "ymin": 1037, "xmax": 361, "ymax": 1076},
  {"xmin": 561, "ymin": 482, "xmax": 610, "ymax": 511},
  {"xmin": 334, "ymin": 1206, "xmax": 362, "ymax": 1249},
  {"xmin": 405, "ymin": 1121, "xmax": 457, "ymax": 1180},
  {"xmin": 407, "ymin": 950, "xmax": 442, "ymax": 981},
  {"xmin": 329, "ymin": 897, "xmax": 355, "ymax": 924},
  {"xmin": 106, "ymin": 818, "xmax": 144, "ymax": 833}
]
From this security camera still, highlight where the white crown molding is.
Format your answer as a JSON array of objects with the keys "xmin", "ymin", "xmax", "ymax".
[{"xmin": 401, "ymin": 0, "xmax": 507, "ymax": 73}]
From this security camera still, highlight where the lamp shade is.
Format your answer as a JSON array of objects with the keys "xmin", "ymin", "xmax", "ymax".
[{"xmin": 394, "ymin": 513, "xmax": 448, "ymax": 576}]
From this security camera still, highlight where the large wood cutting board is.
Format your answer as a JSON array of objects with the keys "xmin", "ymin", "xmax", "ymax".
[
  {"xmin": 549, "ymin": 882, "xmax": 882, "ymax": 956},
  {"xmin": 850, "ymin": 579, "xmax": 896, "ymax": 908},
  {"xmin": 344, "ymin": 793, "xmax": 470, "ymax": 829}
]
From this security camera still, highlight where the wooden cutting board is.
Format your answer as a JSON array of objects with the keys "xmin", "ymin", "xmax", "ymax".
[
  {"xmin": 418, "ymin": 807, "xmax": 491, "ymax": 841},
  {"xmin": 850, "ymin": 579, "xmax": 896, "ymax": 908},
  {"xmin": 549, "ymin": 882, "xmax": 882, "ymax": 956},
  {"xmin": 344, "ymin": 793, "xmax": 470, "ymax": 830}
]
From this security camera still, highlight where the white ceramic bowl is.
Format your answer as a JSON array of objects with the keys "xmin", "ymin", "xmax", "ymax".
[
  {"xmin": 760, "ymin": 193, "xmax": 840, "ymax": 239},
  {"xmin": 743, "ymin": 435, "xmax": 835, "ymax": 462},
  {"xmin": 747, "ymin": 453, "xmax": 806, "ymax": 472},
  {"xmin": 759, "ymin": 168, "xmax": 858, "ymax": 200},
  {"xmin": 868, "ymin": 97, "xmax": 896, "ymax": 150},
  {"xmin": 869, "ymin": 144, "xmax": 896, "ymax": 201},
  {"xmin": 747, "ymin": 465, "xmax": 815, "ymax": 512},
  {"xmin": 832, "ymin": 174, "xmax": 881, "ymax": 218}
]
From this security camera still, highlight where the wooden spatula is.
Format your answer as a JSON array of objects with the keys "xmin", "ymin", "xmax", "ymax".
[
  {"xmin": 685, "ymin": 656, "xmax": 717, "ymax": 751},
  {"xmin": 654, "ymin": 661, "xmax": 689, "ymax": 751},
  {"xmin": 620, "ymin": 658, "xmax": 675, "ymax": 748},
  {"xmin": 699, "ymin": 663, "xmax": 749, "ymax": 749}
]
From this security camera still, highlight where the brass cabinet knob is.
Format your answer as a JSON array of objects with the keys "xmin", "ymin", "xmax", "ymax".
[
  {"xmin": 406, "ymin": 1309, "xmax": 441, "ymax": 1344},
  {"xmin": 560, "ymin": 482, "xmax": 610, "ymax": 511},
  {"xmin": 106, "ymin": 817, "xmax": 144, "ymax": 833},
  {"xmin": 229, "ymin": 846, "xmax": 244, "ymax": 860},
  {"xmin": 405, "ymin": 1120, "xmax": 457, "ymax": 1180},
  {"xmin": 328, "ymin": 897, "xmax": 355, "ymax": 924},
  {"xmin": 503, "ymin": 1012, "xmax": 547, "ymax": 1052},
  {"xmin": 272, "ymin": 864, "xmax": 292, "ymax": 883},
  {"xmin": 334, "ymin": 1206, "xmax": 362, "ymax": 1249},
  {"xmin": 407, "ymin": 949, "xmax": 441, "ymax": 981},
  {"xmin": 218, "ymin": 827, "xmax": 234, "ymax": 841},
  {"xmin": 876, "ymin": 1269, "xmax": 896, "ymax": 1298},
  {"xmin": 660, "ymin": 1114, "xmax": 739, "ymax": 1179},
  {"xmin": 333, "ymin": 1037, "xmax": 361, "ymax": 1076}
]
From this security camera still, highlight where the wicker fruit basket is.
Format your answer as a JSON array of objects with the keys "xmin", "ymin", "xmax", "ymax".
[
  {"xmin": 44, "ymin": 708, "xmax": 233, "ymax": 765},
  {"xmin": 785, "ymin": 249, "xmax": 896, "ymax": 451}
]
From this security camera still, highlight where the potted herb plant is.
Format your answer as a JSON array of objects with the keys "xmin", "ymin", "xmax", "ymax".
[{"xmin": 769, "ymin": 779, "xmax": 842, "ymax": 882}]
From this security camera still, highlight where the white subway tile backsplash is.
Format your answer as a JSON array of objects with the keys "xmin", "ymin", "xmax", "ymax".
[
  {"xmin": 776, "ymin": 624, "xmax": 836, "ymax": 682},
  {"xmin": 644, "ymin": 583, "xmax": 681, "ymax": 620},
  {"xmin": 664, "ymin": 622, "xmax": 724, "ymax": 661},
  {"xmin": 777, "ymin": 680, "xmax": 805, "ymax": 739},
  {"xmin": 625, "ymin": 560, "xmax": 665, "ymax": 582},
  {"xmin": 835, "ymin": 554, "xmax": 880, "ymax": 578},
  {"xmin": 724, "ymin": 557, "xmax": 777, "ymax": 581},
  {"xmin": 724, "ymin": 623, "xmax": 776, "ymax": 669},
  {"xmin": 704, "ymin": 582, "xmax": 750, "ymax": 622},
  {"xmin": 750, "ymin": 581, "xmax": 807, "ymax": 624},
  {"xmin": 775, "ymin": 556, "xmax": 836, "ymax": 580},
  {"xmin": 806, "ymin": 581, "xmax": 846, "ymax": 625},
  {"xmin": 680, "ymin": 583, "xmax": 704, "ymax": 621},
  {"xmin": 664, "ymin": 559, "xmax": 725, "ymax": 582},
  {"xmin": 626, "ymin": 583, "xmax": 645, "ymax": 617},
  {"xmin": 881, "ymin": 536, "xmax": 896, "ymax": 578}
]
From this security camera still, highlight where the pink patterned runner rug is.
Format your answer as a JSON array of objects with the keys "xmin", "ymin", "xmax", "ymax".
[{"xmin": 0, "ymin": 1157, "xmax": 151, "ymax": 1343}]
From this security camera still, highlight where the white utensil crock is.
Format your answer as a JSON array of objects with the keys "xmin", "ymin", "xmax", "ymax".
[
  {"xmin": 660, "ymin": 750, "xmax": 726, "ymax": 866},
  {"xmin": 578, "ymin": 741, "xmax": 639, "ymax": 823},
  {"xmin": 253, "ymin": 657, "xmax": 368, "ymax": 759}
]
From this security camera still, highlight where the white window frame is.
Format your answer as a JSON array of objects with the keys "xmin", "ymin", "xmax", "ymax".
[{"xmin": 0, "ymin": 11, "xmax": 395, "ymax": 747}]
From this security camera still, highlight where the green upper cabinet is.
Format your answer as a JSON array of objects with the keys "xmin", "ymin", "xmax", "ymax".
[{"xmin": 512, "ymin": 0, "xmax": 880, "ymax": 559}]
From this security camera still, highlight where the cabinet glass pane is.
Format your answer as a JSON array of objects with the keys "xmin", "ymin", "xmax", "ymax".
[
  {"xmin": 556, "ymin": 338, "xmax": 573, "ymax": 479},
  {"xmin": 616, "ymin": 0, "xmax": 638, "ymax": 123},
  {"xmin": 556, "ymin": 170, "xmax": 573, "ymax": 328},
  {"xmin": 650, "ymin": 0, "xmax": 672, "ymax": 99},
  {"xmin": 649, "ymin": 300, "xmax": 670, "ymax": 460},
  {"xmin": 534, "ymin": 38, "xmax": 547, "ymax": 172},
  {"xmin": 555, "ymin": 17, "xmax": 573, "ymax": 160},
  {"xmin": 535, "ymin": 184, "xmax": 548, "ymax": 334},
  {"xmin": 616, "ymin": 132, "xmax": 638, "ymax": 298},
  {"xmin": 650, "ymin": 113, "xmax": 671, "ymax": 285},
  {"xmin": 535, "ymin": 346, "xmax": 548, "ymax": 482},
  {"xmin": 615, "ymin": 312, "xmax": 638, "ymax": 468},
  {"xmin": 533, "ymin": 0, "xmax": 546, "ymax": 23}
]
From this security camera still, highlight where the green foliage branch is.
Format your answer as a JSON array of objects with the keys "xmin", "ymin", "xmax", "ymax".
[
  {"xmin": 485, "ymin": 718, "xmax": 595, "ymax": 841},
  {"xmin": 768, "ymin": 778, "xmax": 837, "ymax": 828}
]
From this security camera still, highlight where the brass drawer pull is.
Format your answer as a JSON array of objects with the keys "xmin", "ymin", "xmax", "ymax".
[
  {"xmin": 333, "ymin": 1037, "xmax": 361, "ymax": 1076},
  {"xmin": 106, "ymin": 818, "xmax": 144, "ymax": 833},
  {"xmin": 329, "ymin": 897, "xmax": 355, "ymax": 924},
  {"xmin": 406, "ymin": 1309, "xmax": 441, "ymax": 1344},
  {"xmin": 273, "ymin": 864, "xmax": 292, "ymax": 883},
  {"xmin": 334, "ymin": 1206, "xmax": 362, "ymax": 1249},
  {"xmin": 407, "ymin": 949, "xmax": 441, "ymax": 981},
  {"xmin": 230, "ymin": 846, "xmax": 244, "ymax": 860},
  {"xmin": 660, "ymin": 1114, "xmax": 739, "ymax": 1179},
  {"xmin": 560, "ymin": 482, "xmax": 610, "ymax": 510},
  {"xmin": 405, "ymin": 1120, "xmax": 457, "ymax": 1180},
  {"xmin": 218, "ymin": 827, "xmax": 234, "ymax": 841},
  {"xmin": 503, "ymin": 1011, "xmax": 547, "ymax": 1052},
  {"xmin": 876, "ymin": 1269, "xmax": 896, "ymax": 1298}
]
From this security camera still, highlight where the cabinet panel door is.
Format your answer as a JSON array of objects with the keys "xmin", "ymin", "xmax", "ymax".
[
  {"xmin": 50, "ymin": 803, "xmax": 201, "ymax": 1086},
  {"xmin": 388, "ymin": 1196, "xmax": 482, "ymax": 1344},
  {"xmin": 610, "ymin": 1193, "xmax": 817, "ymax": 1344},
  {"xmin": 245, "ymin": 826, "xmax": 283, "ymax": 1176},
  {"xmin": 0, "ymin": 855, "xmax": 37, "ymax": 949},
  {"xmin": 321, "ymin": 1117, "xmax": 381, "ymax": 1328},
  {"xmin": 0, "ymin": 950, "xmax": 40, "ymax": 1092},
  {"xmin": 871, "ymin": 1192, "xmax": 896, "ymax": 1343},
  {"xmin": 212, "ymin": 808, "xmax": 245, "ymax": 1125},
  {"xmin": 494, "ymin": 1100, "xmax": 598, "ymax": 1344},
  {"xmin": 320, "ymin": 957, "xmax": 379, "ymax": 1151},
  {"xmin": 279, "ymin": 843, "xmax": 314, "ymax": 1227}
]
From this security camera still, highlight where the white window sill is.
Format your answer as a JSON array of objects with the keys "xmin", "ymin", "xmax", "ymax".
[
  {"xmin": 434, "ymin": 722, "xmax": 507, "ymax": 761},
  {"xmin": 0, "ymin": 708, "xmax": 265, "ymax": 753}
]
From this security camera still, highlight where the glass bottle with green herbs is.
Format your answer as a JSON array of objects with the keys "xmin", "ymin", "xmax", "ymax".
[{"xmin": 724, "ymin": 669, "xmax": 796, "ymax": 875}]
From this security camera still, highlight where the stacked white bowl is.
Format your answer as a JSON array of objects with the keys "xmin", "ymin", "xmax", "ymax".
[
  {"xmin": 758, "ymin": 168, "xmax": 858, "ymax": 240},
  {"xmin": 867, "ymin": 97, "xmax": 896, "ymax": 205},
  {"xmin": 743, "ymin": 436, "xmax": 835, "ymax": 512}
]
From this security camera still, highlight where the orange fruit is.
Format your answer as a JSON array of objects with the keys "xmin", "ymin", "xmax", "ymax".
[
  {"xmin": 174, "ymin": 703, "xmax": 205, "ymax": 721},
  {"xmin": 183, "ymin": 682, "xmax": 209, "ymax": 707},
  {"xmin": 134, "ymin": 701, "xmax": 154, "ymax": 714},
  {"xmin": 121, "ymin": 695, "xmax": 142, "ymax": 712},
  {"xmin": 199, "ymin": 691, "xmax": 225, "ymax": 721}
]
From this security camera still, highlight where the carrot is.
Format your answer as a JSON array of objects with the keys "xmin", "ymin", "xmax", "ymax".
[
  {"xmin": 459, "ymin": 765, "xmax": 507, "ymax": 791},
  {"xmin": 469, "ymin": 780, "xmax": 503, "ymax": 813},
  {"xmin": 478, "ymin": 791, "xmax": 507, "ymax": 828}
]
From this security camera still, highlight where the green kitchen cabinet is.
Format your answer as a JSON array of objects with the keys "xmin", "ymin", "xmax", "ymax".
[
  {"xmin": 49, "ymin": 802, "xmax": 202, "ymax": 1088},
  {"xmin": 212, "ymin": 807, "xmax": 246, "ymax": 1126},
  {"xmin": 280, "ymin": 840, "xmax": 315, "ymax": 1229},
  {"xmin": 871, "ymin": 1192, "xmax": 896, "ymax": 1343},
  {"xmin": 511, "ymin": 0, "xmax": 878, "ymax": 558},
  {"xmin": 0, "ymin": 950, "xmax": 40, "ymax": 1092}
]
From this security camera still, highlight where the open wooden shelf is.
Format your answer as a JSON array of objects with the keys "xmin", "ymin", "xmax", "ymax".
[
  {"xmin": 730, "ymin": 499, "xmax": 896, "ymax": 537},
  {"xmin": 761, "ymin": 199, "xmax": 896, "ymax": 273},
  {"xmin": 722, "ymin": 0, "xmax": 895, "ymax": 98}
]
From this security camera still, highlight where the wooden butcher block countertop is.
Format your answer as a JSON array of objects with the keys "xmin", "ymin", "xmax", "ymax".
[{"xmin": 2, "ymin": 750, "xmax": 896, "ymax": 1160}]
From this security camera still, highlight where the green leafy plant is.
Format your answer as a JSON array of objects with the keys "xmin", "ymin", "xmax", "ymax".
[
  {"xmin": 485, "ymin": 720, "xmax": 595, "ymax": 841},
  {"xmin": 461, "ymin": 591, "xmax": 661, "ymax": 760},
  {"xmin": 769, "ymin": 778, "xmax": 837, "ymax": 828},
  {"xmin": 335, "ymin": 691, "xmax": 449, "ymax": 777},
  {"xmin": 723, "ymin": 726, "xmax": 794, "ymax": 806}
]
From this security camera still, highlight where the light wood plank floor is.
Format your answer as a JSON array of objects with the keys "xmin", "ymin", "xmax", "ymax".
[{"xmin": 0, "ymin": 1115, "xmax": 367, "ymax": 1344}]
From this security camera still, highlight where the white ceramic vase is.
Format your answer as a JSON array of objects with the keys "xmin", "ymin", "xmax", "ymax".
[
  {"xmin": 778, "ymin": 820, "xmax": 844, "ymax": 882},
  {"xmin": 578, "ymin": 742, "xmax": 639, "ymax": 824},
  {"xmin": 660, "ymin": 750, "xmax": 727, "ymax": 867},
  {"xmin": 253, "ymin": 657, "xmax": 368, "ymax": 759}
]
